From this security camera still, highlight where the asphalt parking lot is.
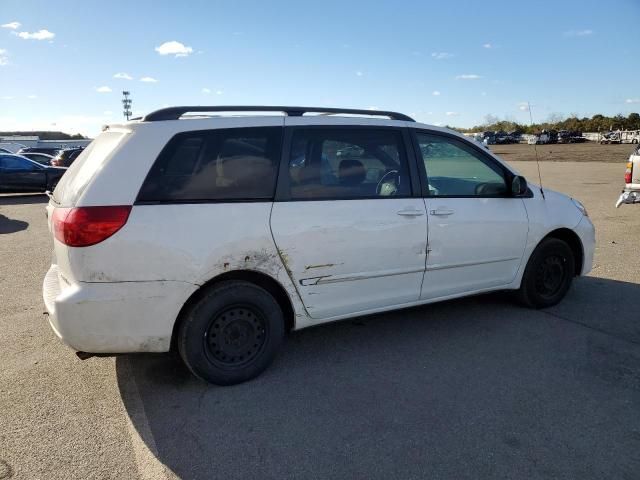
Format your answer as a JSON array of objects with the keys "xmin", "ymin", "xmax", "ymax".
[{"xmin": 1, "ymin": 154, "xmax": 639, "ymax": 479}]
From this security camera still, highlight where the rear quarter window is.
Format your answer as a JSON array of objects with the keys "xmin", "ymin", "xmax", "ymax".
[{"xmin": 137, "ymin": 127, "xmax": 282, "ymax": 202}]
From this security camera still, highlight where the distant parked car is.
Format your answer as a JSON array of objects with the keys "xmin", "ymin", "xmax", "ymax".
[
  {"xmin": 600, "ymin": 132, "xmax": 621, "ymax": 144},
  {"xmin": 17, "ymin": 147, "xmax": 63, "ymax": 157},
  {"xmin": 50, "ymin": 147, "xmax": 85, "ymax": 167},
  {"xmin": 481, "ymin": 131, "xmax": 496, "ymax": 145},
  {"xmin": 529, "ymin": 133, "xmax": 550, "ymax": 145},
  {"xmin": 495, "ymin": 131, "xmax": 512, "ymax": 144},
  {"xmin": 0, "ymin": 154, "xmax": 66, "ymax": 193},
  {"xmin": 20, "ymin": 152, "xmax": 56, "ymax": 165}
]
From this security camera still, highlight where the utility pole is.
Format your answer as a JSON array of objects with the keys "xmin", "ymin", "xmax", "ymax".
[{"xmin": 122, "ymin": 91, "xmax": 132, "ymax": 121}]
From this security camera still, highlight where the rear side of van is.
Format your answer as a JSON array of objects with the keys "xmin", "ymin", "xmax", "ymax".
[{"xmin": 43, "ymin": 115, "xmax": 305, "ymax": 360}]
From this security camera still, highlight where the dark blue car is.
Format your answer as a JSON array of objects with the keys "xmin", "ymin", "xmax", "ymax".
[{"xmin": 0, "ymin": 154, "xmax": 66, "ymax": 193}]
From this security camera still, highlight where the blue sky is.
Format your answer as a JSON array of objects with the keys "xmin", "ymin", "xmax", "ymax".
[{"xmin": 0, "ymin": 0, "xmax": 639, "ymax": 136}]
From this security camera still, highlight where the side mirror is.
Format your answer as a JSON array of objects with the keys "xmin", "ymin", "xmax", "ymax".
[{"xmin": 511, "ymin": 175, "xmax": 528, "ymax": 196}]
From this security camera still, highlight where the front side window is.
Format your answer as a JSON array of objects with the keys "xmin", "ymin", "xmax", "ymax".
[
  {"xmin": 288, "ymin": 128, "xmax": 411, "ymax": 200},
  {"xmin": 416, "ymin": 132, "xmax": 507, "ymax": 197},
  {"xmin": 138, "ymin": 127, "xmax": 282, "ymax": 202}
]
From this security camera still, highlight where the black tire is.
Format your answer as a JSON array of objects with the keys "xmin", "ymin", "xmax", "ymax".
[
  {"xmin": 517, "ymin": 238, "xmax": 575, "ymax": 309},
  {"xmin": 177, "ymin": 280, "xmax": 284, "ymax": 385}
]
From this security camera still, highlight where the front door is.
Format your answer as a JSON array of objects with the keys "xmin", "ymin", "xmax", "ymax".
[
  {"xmin": 270, "ymin": 124, "xmax": 427, "ymax": 319},
  {"xmin": 413, "ymin": 131, "xmax": 529, "ymax": 299}
]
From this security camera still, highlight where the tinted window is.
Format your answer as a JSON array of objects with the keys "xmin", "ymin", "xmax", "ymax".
[
  {"xmin": 288, "ymin": 128, "xmax": 410, "ymax": 200},
  {"xmin": 0, "ymin": 155, "xmax": 38, "ymax": 170},
  {"xmin": 416, "ymin": 132, "xmax": 507, "ymax": 196},
  {"xmin": 138, "ymin": 127, "xmax": 282, "ymax": 202}
]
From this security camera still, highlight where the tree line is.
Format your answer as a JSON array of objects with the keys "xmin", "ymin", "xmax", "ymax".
[{"xmin": 455, "ymin": 112, "xmax": 640, "ymax": 134}]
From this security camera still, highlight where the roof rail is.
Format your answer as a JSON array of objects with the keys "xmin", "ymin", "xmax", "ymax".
[{"xmin": 142, "ymin": 106, "xmax": 415, "ymax": 122}]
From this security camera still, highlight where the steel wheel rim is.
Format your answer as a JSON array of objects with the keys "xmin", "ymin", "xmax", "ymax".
[
  {"xmin": 534, "ymin": 255, "xmax": 567, "ymax": 298},
  {"xmin": 204, "ymin": 305, "xmax": 267, "ymax": 368}
]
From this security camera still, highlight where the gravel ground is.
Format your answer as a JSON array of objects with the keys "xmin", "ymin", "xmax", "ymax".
[{"xmin": 0, "ymin": 154, "xmax": 639, "ymax": 479}]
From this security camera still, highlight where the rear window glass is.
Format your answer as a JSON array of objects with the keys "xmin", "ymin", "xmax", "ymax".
[
  {"xmin": 53, "ymin": 131, "xmax": 126, "ymax": 206},
  {"xmin": 137, "ymin": 127, "xmax": 282, "ymax": 202}
]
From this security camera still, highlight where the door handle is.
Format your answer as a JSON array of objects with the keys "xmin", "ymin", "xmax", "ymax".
[
  {"xmin": 397, "ymin": 208, "xmax": 425, "ymax": 217},
  {"xmin": 430, "ymin": 208, "xmax": 455, "ymax": 216}
]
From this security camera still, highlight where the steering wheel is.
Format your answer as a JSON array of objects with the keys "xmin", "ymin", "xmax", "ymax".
[{"xmin": 376, "ymin": 169, "xmax": 399, "ymax": 196}]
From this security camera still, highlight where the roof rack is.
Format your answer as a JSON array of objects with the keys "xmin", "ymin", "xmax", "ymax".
[{"xmin": 142, "ymin": 106, "xmax": 415, "ymax": 122}]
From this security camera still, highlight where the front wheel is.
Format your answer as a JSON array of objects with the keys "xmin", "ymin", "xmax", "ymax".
[
  {"xmin": 517, "ymin": 238, "xmax": 575, "ymax": 309},
  {"xmin": 177, "ymin": 281, "xmax": 285, "ymax": 385}
]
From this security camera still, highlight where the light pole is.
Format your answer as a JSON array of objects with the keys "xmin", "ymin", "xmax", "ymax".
[{"xmin": 122, "ymin": 91, "xmax": 132, "ymax": 121}]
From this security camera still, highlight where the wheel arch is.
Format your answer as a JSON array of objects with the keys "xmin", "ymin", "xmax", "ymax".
[
  {"xmin": 540, "ymin": 228, "xmax": 584, "ymax": 276},
  {"xmin": 170, "ymin": 269, "xmax": 296, "ymax": 351}
]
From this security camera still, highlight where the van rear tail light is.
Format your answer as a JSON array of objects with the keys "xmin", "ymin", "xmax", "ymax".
[{"xmin": 52, "ymin": 206, "xmax": 132, "ymax": 247}]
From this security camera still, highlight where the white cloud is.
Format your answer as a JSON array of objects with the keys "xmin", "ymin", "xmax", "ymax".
[
  {"xmin": 202, "ymin": 87, "xmax": 211, "ymax": 94},
  {"xmin": 0, "ymin": 48, "xmax": 8, "ymax": 66},
  {"xmin": 27, "ymin": 94, "xmax": 37, "ymax": 99},
  {"xmin": 104, "ymin": 110, "xmax": 113, "ymax": 115},
  {"xmin": 517, "ymin": 102, "xmax": 530, "ymax": 111},
  {"xmin": 1, "ymin": 96, "xmax": 13, "ymax": 100},
  {"xmin": 140, "ymin": 76, "xmax": 158, "ymax": 83},
  {"xmin": 456, "ymin": 74, "xmax": 482, "ymax": 80},
  {"xmin": 431, "ymin": 52, "xmax": 453, "ymax": 60},
  {"xmin": 155, "ymin": 40, "xmax": 193, "ymax": 57},
  {"xmin": 17, "ymin": 29, "xmax": 55, "ymax": 40},
  {"xmin": 564, "ymin": 29, "xmax": 593, "ymax": 37},
  {"xmin": 482, "ymin": 43, "xmax": 492, "ymax": 49},
  {"xmin": 432, "ymin": 90, "xmax": 441, "ymax": 96},
  {"xmin": 625, "ymin": 98, "xmax": 640, "ymax": 104},
  {"xmin": 445, "ymin": 111, "xmax": 459, "ymax": 116},
  {"xmin": 216, "ymin": 90, "xmax": 223, "ymax": 95},
  {"xmin": 113, "ymin": 72, "xmax": 133, "ymax": 80},
  {"xmin": 356, "ymin": 71, "xmax": 363, "ymax": 76},
  {"xmin": 1, "ymin": 21, "xmax": 21, "ymax": 29},
  {"xmin": 95, "ymin": 86, "xmax": 112, "ymax": 93}
]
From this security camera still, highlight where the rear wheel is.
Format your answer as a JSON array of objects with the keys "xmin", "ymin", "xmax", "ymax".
[
  {"xmin": 517, "ymin": 238, "xmax": 575, "ymax": 308},
  {"xmin": 177, "ymin": 281, "xmax": 284, "ymax": 385}
]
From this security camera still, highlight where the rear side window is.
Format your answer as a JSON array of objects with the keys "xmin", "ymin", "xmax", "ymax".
[
  {"xmin": 137, "ymin": 127, "xmax": 282, "ymax": 202},
  {"xmin": 287, "ymin": 128, "xmax": 411, "ymax": 200}
]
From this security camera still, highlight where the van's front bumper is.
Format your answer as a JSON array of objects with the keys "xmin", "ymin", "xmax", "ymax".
[
  {"xmin": 43, "ymin": 264, "xmax": 197, "ymax": 353},
  {"xmin": 574, "ymin": 215, "xmax": 595, "ymax": 276}
]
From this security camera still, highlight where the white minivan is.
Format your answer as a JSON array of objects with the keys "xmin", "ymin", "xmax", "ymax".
[{"xmin": 43, "ymin": 106, "xmax": 595, "ymax": 385}]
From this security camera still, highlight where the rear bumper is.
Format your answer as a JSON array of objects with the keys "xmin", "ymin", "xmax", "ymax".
[
  {"xmin": 43, "ymin": 264, "xmax": 197, "ymax": 353},
  {"xmin": 574, "ymin": 216, "xmax": 595, "ymax": 275}
]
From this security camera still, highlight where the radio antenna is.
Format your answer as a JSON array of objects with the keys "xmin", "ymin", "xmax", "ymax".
[{"xmin": 528, "ymin": 101, "xmax": 545, "ymax": 199}]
